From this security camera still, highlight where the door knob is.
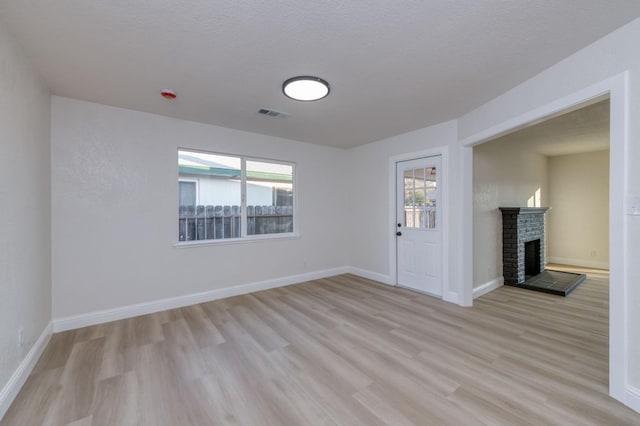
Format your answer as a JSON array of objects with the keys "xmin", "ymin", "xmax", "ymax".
[{"xmin": 396, "ymin": 231, "xmax": 402, "ymax": 236}]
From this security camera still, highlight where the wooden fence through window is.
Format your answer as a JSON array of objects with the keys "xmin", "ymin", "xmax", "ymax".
[{"xmin": 178, "ymin": 205, "xmax": 293, "ymax": 241}]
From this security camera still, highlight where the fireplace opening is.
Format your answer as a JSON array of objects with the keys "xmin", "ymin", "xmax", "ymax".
[{"xmin": 524, "ymin": 239, "xmax": 541, "ymax": 279}]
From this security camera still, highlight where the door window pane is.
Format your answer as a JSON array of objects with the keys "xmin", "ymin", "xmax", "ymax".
[
  {"xmin": 404, "ymin": 170, "xmax": 417, "ymax": 228},
  {"xmin": 404, "ymin": 166, "xmax": 437, "ymax": 229}
]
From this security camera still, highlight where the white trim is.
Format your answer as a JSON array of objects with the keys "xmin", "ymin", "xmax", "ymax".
[
  {"xmin": 388, "ymin": 146, "xmax": 451, "ymax": 303},
  {"xmin": 53, "ymin": 267, "xmax": 348, "ymax": 332},
  {"xmin": 0, "ymin": 321, "xmax": 53, "ymax": 421},
  {"xmin": 625, "ymin": 385, "xmax": 640, "ymax": 414},
  {"xmin": 174, "ymin": 233, "xmax": 300, "ymax": 248},
  {"xmin": 440, "ymin": 150, "xmax": 450, "ymax": 306},
  {"xmin": 547, "ymin": 257, "xmax": 609, "ymax": 270},
  {"xmin": 241, "ymin": 157, "xmax": 247, "ymax": 236},
  {"xmin": 347, "ymin": 266, "xmax": 394, "ymax": 285},
  {"xmin": 473, "ymin": 277, "xmax": 504, "ymax": 299},
  {"xmin": 396, "ymin": 285, "xmax": 442, "ymax": 299},
  {"xmin": 459, "ymin": 72, "xmax": 628, "ymax": 407},
  {"xmin": 608, "ymin": 71, "xmax": 629, "ymax": 404},
  {"xmin": 443, "ymin": 290, "xmax": 459, "ymax": 304},
  {"xmin": 460, "ymin": 145, "xmax": 474, "ymax": 307},
  {"xmin": 459, "ymin": 93, "xmax": 610, "ymax": 148}
]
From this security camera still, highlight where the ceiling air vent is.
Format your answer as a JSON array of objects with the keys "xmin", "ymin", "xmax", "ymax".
[{"xmin": 258, "ymin": 108, "xmax": 290, "ymax": 118}]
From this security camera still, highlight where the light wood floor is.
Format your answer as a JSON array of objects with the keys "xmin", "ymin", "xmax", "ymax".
[{"xmin": 3, "ymin": 269, "xmax": 640, "ymax": 425}]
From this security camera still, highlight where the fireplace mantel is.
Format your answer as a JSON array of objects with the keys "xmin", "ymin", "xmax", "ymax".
[{"xmin": 498, "ymin": 207, "xmax": 550, "ymax": 215}]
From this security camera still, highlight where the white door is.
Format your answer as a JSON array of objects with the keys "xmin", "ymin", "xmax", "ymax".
[{"xmin": 396, "ymin": 156, "xmax": 442, "ymax": 296}]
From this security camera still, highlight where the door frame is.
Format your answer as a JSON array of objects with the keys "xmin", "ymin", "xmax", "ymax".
[
  {"xmin": 459, "ymin": 72, "xmax": 629, "ymax": 404},
  {"xmin": 389, "ymin": 147, "xmax": 453, "ymax": 303}
]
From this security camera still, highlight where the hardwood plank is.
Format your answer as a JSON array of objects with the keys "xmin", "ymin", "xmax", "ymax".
[
  {"xmin": 3, "ymin": 268, "xmax": 639, "ymax": 425},
  {"xmin": 44, "ymin": 337, "xmax": 106, "ymax": 424}
]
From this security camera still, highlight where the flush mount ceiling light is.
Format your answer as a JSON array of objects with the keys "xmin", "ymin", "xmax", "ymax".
[{"xmin": 282, "ymin": 76, "xmax": 330, "ymax": 101}]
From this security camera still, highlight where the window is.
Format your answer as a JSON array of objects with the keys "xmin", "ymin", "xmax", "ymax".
[
  {"xmin": 178, "ymin": 149, "xmax": 295, "ymax": 242},
  {"xmin": 404, "ymin": 166, "xmax": 437, "ymax": 229}
]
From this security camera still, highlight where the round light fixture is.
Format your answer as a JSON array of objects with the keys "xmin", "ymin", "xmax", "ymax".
[{"xmin": 282, "ymin": 76, "xmax": 330, "ymax": 101}]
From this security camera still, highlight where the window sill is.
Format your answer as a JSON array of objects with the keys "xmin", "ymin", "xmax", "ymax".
[{"xmin": 174, "ymin": 233, "xmax": 300, "ymax": 248}]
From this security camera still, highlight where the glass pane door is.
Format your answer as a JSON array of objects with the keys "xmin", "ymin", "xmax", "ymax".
[{"xmin": 403, "ymin": 166, "xmax": 437, "ymax": 229}]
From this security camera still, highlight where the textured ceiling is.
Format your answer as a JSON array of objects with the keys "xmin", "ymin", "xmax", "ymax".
[
  {"xmin": 484, "ymin": 99, "xmax": 610, "ymax": 157},
  {"xmin": 1, "ymin": 1, "xmax": 638, "ymax": 148}
]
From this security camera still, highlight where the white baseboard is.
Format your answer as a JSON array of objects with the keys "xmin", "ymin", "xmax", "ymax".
[
  {"xmin": 0, "ymin": 321, "xmax": 52, "ymax": 421},
  {"xmin": 53, "ymin": 267, "xmax": 349, "ymax": 332},
  {"xmin": 625, "ymin": 385, "xmax": 640, "ymax": 414},
  {"xmin": 547, "ymin": 256, "xmax": 609, "ymax": 270},
  {"xmin": 473, "ymin": 277, "xmax": 504, "ymax": 299},
  {"xmin": 347, "ymin": 267, "xmax": 464, "ymax": 306},
  {"xmin": 443, "ymin": 290, "xmax": 461, "ymax": 305},
  {"xmin": 346, "ymin": 266, "xmax": 394, "ymax": 285}
]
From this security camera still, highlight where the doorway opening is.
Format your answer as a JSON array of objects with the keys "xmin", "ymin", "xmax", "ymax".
[
  {"xmin": 471, "ymin": 97, "xmax": 611, "ymax": 385},
  {"xmin": 462, "ymin": 73, "xmax": 628, "ymax": 405},
  {"xmin": 472, "ymin": 98, "xmax": 610, "ymax": 289}
]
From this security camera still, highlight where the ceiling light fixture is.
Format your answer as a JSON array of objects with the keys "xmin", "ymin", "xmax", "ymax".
[{"xmin": 282, "ymin": 76, "xmax": 330, "ymax": 101}]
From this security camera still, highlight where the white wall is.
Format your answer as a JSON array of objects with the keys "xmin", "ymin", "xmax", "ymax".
[
  {"xmin": 458, "ymin": 16, "xmax": 640, "ymax": 404},
  {"xmin": 51, "ymin": 97, "xmax": 347, "ymax": 319},
  {"xmin": 345, "ymin": 121, "xmax": 460, "ymax": 299},
  {"xmin": 0, "ymin": 21, "xmax": 51, "ymax": 403},
  {"xmin": 548, "ymin": 150, "xmax": 609, "ymax": 269},
  {"xmin": 473, "ymin": 136, "xmax": 549, "ymax": 288}
]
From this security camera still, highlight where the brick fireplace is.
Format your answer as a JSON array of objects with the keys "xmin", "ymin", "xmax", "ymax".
[{"xmin": 499, "ymin": 207, "xmax": 549, "ymax": 285}]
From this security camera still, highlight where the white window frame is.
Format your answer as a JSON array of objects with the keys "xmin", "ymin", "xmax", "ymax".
[{"xmin": 176, "ymin": 148, "xmax": 298, "ymax": 247}]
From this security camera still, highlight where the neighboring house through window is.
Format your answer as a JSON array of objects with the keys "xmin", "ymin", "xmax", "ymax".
[{"xmin": 178, "ymin": 180, "xmax": 197, "ymax": 207}]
